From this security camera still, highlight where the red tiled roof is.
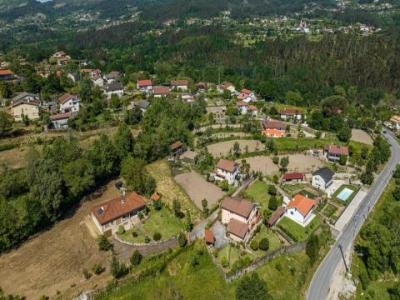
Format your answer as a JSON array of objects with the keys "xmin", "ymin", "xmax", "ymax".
[
  {"xmin": 263, "ymin": 119, "xmax": 285, "ymax": 130},
  {"xmin": 248, "ymin": 105, "xmax": 257, "ymax": 111},
  {"xmin": 227, "ymin": 219, "xmax": 249, "ymax": 239},
  {"xmin": 58, "ymin": 93, "xmax": 77, "ymax": 104},
  {"xmin": 221, "ymin": 197, "xmax": 255, "ymax": 219},
  {"xmin": 280, "ymin": 108, "xmax": 300, "ymax": 115},
  {"xmin": 151, "ymin": 192, "xmax": 160, "ymax": 201},
  {"xmin": 137, "ymin": 79, "xmax": 153, "ymax": 87},
  {"xmin": 170, "ymin": 141, "xmax": 183, "ymax": 151},
  {"xmin": 324, "ymin": 144, "xmax": 349, "ymax": 156},
  {"xmin": 237, "ymin": 101, "xmax": 248, "ymax": 107},
  {"xmin": 288, "ymin": 194, "xmax": 316, "ymax": 217},
  {"xmin": 267, "ymin": 206, "xmax": 286, "ymax": 227},
  {"xmin": 171, "ymin": 80, "xmax": 188, "ymax": 86},
  {"xmin": 283, "ymin": 172, "xmax": 305, "ymax": 181},
  {"xmin": 0, "ymin": 69, "xmax": 14, "ymax": 76},
  {"xmin": 91, "ymin": 192, "xmax": 146, "ymax": 225},
  {"xmin": 50, "ymin": 112, "xmax": 72, "ymax": 121},
  {"xmin": 262, "ymin": 128, "xmax": 285, "ymax": 138},
  {"xmin": 216, "ymin": 159, "xmax": 237, "ymax": 173},
  {"xmin": 153, "ymin": 86, "xmax": 170, "ymax": 95},
  {"xmin": 204, "ymin": 229, "xmax": 215, "ymax": 244}
]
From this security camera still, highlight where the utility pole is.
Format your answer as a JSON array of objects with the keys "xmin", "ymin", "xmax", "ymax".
[{"xmin": 338, "ymin": 244, "xmax": 349, "ymax": 273}]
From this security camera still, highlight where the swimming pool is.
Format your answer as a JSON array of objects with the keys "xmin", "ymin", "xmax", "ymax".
[{"xmin": 337, "ymin": 188, "xmax": 354, "ymax": 201}]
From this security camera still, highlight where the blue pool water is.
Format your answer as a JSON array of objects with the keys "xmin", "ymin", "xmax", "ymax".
[{"xmin": 337, "ymin": 188, "xmax": 354, "ymax": 201}]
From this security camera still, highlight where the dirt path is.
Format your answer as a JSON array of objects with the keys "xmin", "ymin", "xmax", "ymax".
[{"xmin": 0, "ymin": 181, "xmax": 120, "ymax": 299}]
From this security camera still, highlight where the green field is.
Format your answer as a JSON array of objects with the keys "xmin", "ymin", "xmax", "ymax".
[
  {"xmin": 277, "ymin": 216, "xmax": 321, "ymax": 242},
  {"xmin": 252, "ymin": 227, "xmax": 283, "ymax": 256},
  {"xmin": 117, "ymin": 206, "xmax": 184, "ymax": 243},
  {"xmin": 243, "ymin": 180, "xmax": 270, "ymax": 210},
  {"xmin": 274, "ymin": 138, "xmax": 336, "ymax": 153}
]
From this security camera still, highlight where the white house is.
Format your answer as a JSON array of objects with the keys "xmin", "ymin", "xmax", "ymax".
[
  {"xmin": 59, "ymin": 94, "xmax": 80, "ymax": 113},
  {"xmin": 171, "ymin": 80, "xmax": 189, "ymax": 91},
  {"xmin": 238, "ymin": 89, "xmax": 257, "ymax": 103},
  {"xmin": 218, "ymin": 81, "xmax": 236, "ymax": 94},
  {"xmin": 312, "ymin": 167, "xmax": 334, "ymax": 191},
  {"xmin": 221, "ymin": 196, "xmax": 259, "ymax": 242},
  {"xmin": 104, "ymin": 82, "xmax": 124, "ymax": 99},
  {"xmin": 285, "ymin": 194, "xmax": 316, "ymax": 227},
  {"xmin": 324, "ymin": 144, "xmax": 349, "ymax": 162},
  {"xmin": 391, "ymin": 115, "xmax": 400, "ymax": 130},
  {"xmin": 137, "ymin": 79, "xmax": 153, "ymax": 93},
  {"xmin": 153, "ymin": 86, "xmax": 170, "ymax": 98},
  {"xmin": 280, "ymin": 108, "xmax": 302, "ymax": 121},
  {"xmin": 50, "ymin": 112, "xmax": 72, "ymax": 129},
  {"xmin": 91, "ymin": 192, "xmax": 146, "ymax": 234},
  {"xmin": 215, "ymin": 159, "xmax": 239, "ymax": 185}
]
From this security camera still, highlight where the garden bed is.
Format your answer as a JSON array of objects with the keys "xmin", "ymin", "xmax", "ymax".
[{"xmin": 277, "ymin": 216, "xmax": 321, "ymax": 242}]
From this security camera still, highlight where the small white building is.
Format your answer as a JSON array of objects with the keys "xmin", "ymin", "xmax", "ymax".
[
  {"xmin": 312, "ymin": 167, "xmax": 334, "ymax": 191},
  {"xmin": 285, "ymin": 194, "xmax": 316, "ymax": 227},
  {"xmin": 137, "ymin": 79, "xmax": 153, "ymax": 93},
  {"xmin": 171, "ymin": 80, "xmax": 189, "ymax": 91},
  {"xmin": 280, "ymin": 108, "xmax": 302, "ymax": 121},
  {"xmin": 59, "ymin": 94, "xmax": 80, "ymax": 114},
  {"xmin": 104, "ymin": 82, "xmax": 124, "ymax": 99},
  {"xmin": 215, "ymin": 159, "xmax": 239, "ymax": 185},
  {"xmin": 221, "ymin": 196, "xmax": 259, "ymax": 242}
]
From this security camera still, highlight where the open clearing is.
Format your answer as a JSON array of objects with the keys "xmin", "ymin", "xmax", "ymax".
[
  {"xmin": 240, "ymin": 154, "xmax": 323, "ymax": 175},
  {"xmin": 207, "ymin": 139, "xmax": 263, "ymax": 157},
  {"xmin": 351, "ymin": 129, "xmax": 373, "ymax": 145},
  {"xmin": 0, "ymin": 181, "xmax": 120, "ymax": 299},
  {"xmin": 175, "ymin": 171, "xmax": 224, "ymax": 209},
  {"xmin": 146, "ymin": 160, "xmax": 202, "ymax": 221}
]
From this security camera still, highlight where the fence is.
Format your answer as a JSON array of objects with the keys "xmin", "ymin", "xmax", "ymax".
[{"xmin": 224, "ymin": 241, "xmax": 307, "ymax": 282}]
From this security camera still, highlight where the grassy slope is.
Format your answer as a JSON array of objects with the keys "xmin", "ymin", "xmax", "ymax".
[{"xmin": 243, "ymin": 180, "xmax": 271, "ymax": 211}]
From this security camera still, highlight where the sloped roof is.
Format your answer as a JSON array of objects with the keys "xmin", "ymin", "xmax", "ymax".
[
  {"xmin": 283, "ymin": 172, "xmax": 305, "ymax": 181},
  {"xmin": 153, "ymin": 86, "xmax": 170, "ymax": 95},
  {"xmin": 221, "ymin": 197, "xmax": 255, "ymax": 218},
  {"xmin": 91, "ymin": 192, "xmax": 146, "ymax": 225},
  {"xmin": 137, "ymin": 79, "xmax": 153, "ymax": 87},
  {"xmin": 204, "ymin": 229, "xmax": 215, "ymax": 244},
  {"xmin": 58, "ymin": 93, "xmax": 78, "ymax": 104},
  {"xmin": 312, "ymin": 167, "xmax": 334, "ymax": 182},
  {"xmin": 216, "ymin": 159, "xmax": 237, "ymax": 173},
  {"xmin": 227, "ymin": 219, "xmax": 249, "ymax": 239},
  {"xmin": 324, "ymin": 144, "xmax": 349, "ymax": 156},
  {"xmin": 288, "ymin": 194, "xmax": 316, "ymax": 217},
  {"xmin": 50, "ymin": 112, "xmax": 72, "ymax": 121},
  {"xmin": 171, "ymin": 80, "xmax": 188, "ymax": 86}
]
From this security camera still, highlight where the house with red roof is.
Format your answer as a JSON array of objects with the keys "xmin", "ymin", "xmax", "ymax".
[
  {"xmin": 282, "ymin": 172, "xmax": 305, "ymax": 183},
  {"xmin": 50, "ymin": 112, "xmax": 73, "ymax": 129},
  {"xmin": 280, "ymin": 108, "xmax": 302, "ymax": 121},
  {"xmin": 262, "ymin": 128, "xmax": 285, "ymax": 138},
  {"xmin": 237, "ymin": 88, "xmax": 257, "ymax": 103},
  {"xmin": 324, "ymin": 144, "xmax": 349, "ymax": 162},
  {"xmin": 204, "ymin": 229, "xmax": 215, "ymax": 245},
  {"xmin": 59, "ymin": 94, "xmax": 80, "ymax": 113},
  {"xmin": 0, "ymin": 69, "xmax": 15, "ymax": 81},
  {"xmin": 285, "ymin": 194, "xmax": 316, "ymax": 226},
  {"xmin": 137, "ymin": 79, "xmax": 153, "ymax": 93},
  {"xmin": 91, "ymin": 191, "xmax": 146, "ymax": 234},
  {"xmin": 153, "ymin": 86, "xmax": 170, "ymax": 98},
  {"xmin": 171, "ymin": 80, "xmax": 189, "ymax": 91},
  {"xmin": 215, "ymin": 159, "xmax": 239, "ymax": 185}
]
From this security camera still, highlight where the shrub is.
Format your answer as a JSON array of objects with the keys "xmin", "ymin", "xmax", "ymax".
[
  {"xmin": 190, "ymin": 255, "xmax": 199, "ymax": 267},
  {"xmin": 144, "ymin": 236, "xmax": 151, "ymax": 243},
  {"xmin": 250, "ymin": 240, "xmax": 259, "ymax": 251},
  {"xmin": 130, "ymin": 250, "xmax": 143, "ymax": 266},
  {"xmin": 259, "ymin": 238, "xmax": 270, "ymax": 251},
  {"xmin": 118, "ymin": 225, "xmax": 125, "ymax": 235},
  {"xmin": 178, "ymin": 233, "xmax": 187, "ymax": 248},
  {"xmin": 110, "ymin": 256, "xmax": 129, "ymax": 279},
  {"xmin": 306, "ymin": 234, "xmax": 320, "ymax": 264},
  {"xmin": 272, "ymin": 156, "xmax": 279, "ymax": 165},
  {"xmin": 82, "ymin": 269, "xmax": 92, "ymax": 280},
  {"xmin": 92, "ymin": 264, "xmax": 105, "ymax": 275},
  {"xmin": 97, "ymin": 235, "xmax": 113, "ymax": 252},
  {"xmin": 153, "ymin": 199, "xmax": 162, "ymax": 210},
  {"xmin": 221, "ymin": 256, "xmax": 229, "ymax": 268},
  {"xmin": 153, "ymin": 232, "xmax": 162, "ymax": 241},
  {"xmin": 236, "ymin": 272, "xmax": 270, "ymax": 300},
  {"xmin": 132, "ymin": 231, "xmax": 138, "ymax": 238}
]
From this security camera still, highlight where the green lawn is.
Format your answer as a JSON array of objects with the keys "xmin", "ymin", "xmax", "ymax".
[
  {"xmin": 331, "ymin": 184, "xmax": 360, "ymax": 205},
  {"xmin": 252, "ymin": 227, "xmax": 283, "ymax": 256},
  {"xmin": 117, "ymin": 206, "xmax": 184, "ymax": 243},
  {"xmin": 274, "ymin": 138, "xmax": 336, "ymax": 153},
  {"xmin": 277, "ymin": 216, "xmax": 321, "ymax": 242},
  {"xmin": 243, "ymin": 180, "xmax": 270, "ymax": 210},
  {"xmin": 97, "ymin": 243, "xmax": 234, "ymax": 300}
]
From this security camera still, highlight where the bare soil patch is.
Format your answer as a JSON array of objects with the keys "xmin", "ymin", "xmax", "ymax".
[
  {"xmin": 0, "ymin": 181, "xmax": 121, "ymax": 299},
  {"xmin": 351, "ymin": 129, "xmax": 373, "ymax": 145},
  {"xmin": 280, "ymin": 154, "xmax": 324, "ymax": 173},
  {"xmin": 207, "ymin": 139, "xmax": 263, "ymax": 157},
  {"xmin": 175, "ymin": 171, "xmax": 224, "ymax": 209}
]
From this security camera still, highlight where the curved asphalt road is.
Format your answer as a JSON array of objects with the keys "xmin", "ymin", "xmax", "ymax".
[{"xmin": 307, "ymin": 130, "xmax": 400, "ymax": 300}]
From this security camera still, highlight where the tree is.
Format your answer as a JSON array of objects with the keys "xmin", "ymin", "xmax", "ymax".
[
  {"xmin": 62, "ymin": 158, "xmax": 95, "ymax": 197},
  {"xmin": 0, "ymin": 111, "xmax": 12, "ymax": 137},
  {"xmin": 202, "ymin": 198, "xmax": 209, "ymax": 216},
  {"xmin": 339, "ymin": 155, "xmax": 347, "ymax": 166},
  {"xmin": 114, "ymin": 123, "xmax": 134, "ymax": 159},
  {"xmin": 268, "ymin": 185, "xmax": 277, "ymax": 196},
  {"xmin": 97, "ymin": 235, "xmax": 113, "ymax": 251},
  {"xmin": 120, "ymin": 156, "xmax": 155, "ymax": 196},
  {"xmin": 306, "ymin": 234, "xmax": 320, "ymax": 264},
  {"xmin": 259, "ymin": 238, "xmax": 269, "ymax": 251},
  {"xmin": 185, "ymin": 211, "xmax": 193, "ymax": 231},
  {"xmin": 130, "ymin": 250, "xmax": 143, "ymax": 266},
  {"xmin": 236, "ymin": 272, "xmax": 271, "ymax": 300},
  {"xmin": 173, "ymin": 199, "xmax": 183, "ymax": 218},
  {"xmin": 233, "ymin": 141, "xmax": 241, "ymax": 157},
  {"xmin": 388, "ymin": 283, "xmax": 400, "ymax": 300},
  {"xmin": 125, "ymin": 106, "xmax": 143, "ymax": 125},
  {"xmin": 250, "ymin": 240, "xmax": 259, "ymax": 251},
  {"xmin": 272, "ymin": 156, "xmax": 279, "ymax": 165},
  {"xmin": 268, "ymin": 195, "xmax": 278, "ymax": 211},
  {"xmin": 361, "ymin": 171, "xmax": 374, "ymax": 185},
  {"xmin": 110, "ymin": 256, "xmax": 129, "ymax": 279},
  {"xmin": 153, "ymin": 232, "xmax": 162, "ymax": 241},
  {"xmin": 279, "ymin": 156, "xmax": 289, "ymax": 173},
  {"xmin": 337, "ymin": 125, "xmax": 351, "ymax": 142},
  {"xmin": 178, "ymin": 232, "xmax": 187, "ymax": 247},
  {"xmin": 285, "ymin": 90, "xmax": 303, "ymax": 105}
]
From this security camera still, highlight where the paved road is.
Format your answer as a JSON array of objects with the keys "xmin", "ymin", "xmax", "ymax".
[{"xmin": 307, "ymin": 130, "xmax": 400, "ymax": 300}]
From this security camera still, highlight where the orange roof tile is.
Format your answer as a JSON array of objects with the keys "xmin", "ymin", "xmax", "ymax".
[{"xmin": 288, "ymin": 194, "xmax": 316, "ymax": 217}]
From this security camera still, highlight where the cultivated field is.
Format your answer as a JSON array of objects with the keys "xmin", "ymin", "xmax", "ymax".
[
  {"xmin": 207, "ymin": 139, "xmax": 263, "ymax": 157},
  {"xmin": 0, "ymin": 181, "xmax": 121, "ymax": 299},
  {"xmin": 351, "ymin": 129, "xmax": 373, "ymax": 145},
  {"xmin": 240, "ymin": 156, "xmax": 279, "ymax": 175},
  {"xmin": 146, "ymin": 160, "xmax": 202, "ymax": 221},
  {"xmin": 175, "ymin": 171, "xmax": 224, "ymax": 209}
]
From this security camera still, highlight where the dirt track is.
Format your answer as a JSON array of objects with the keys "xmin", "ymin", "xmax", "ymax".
[{"xmin": 0, "ymin": 182, "xmax": 120, "ymax": 299}]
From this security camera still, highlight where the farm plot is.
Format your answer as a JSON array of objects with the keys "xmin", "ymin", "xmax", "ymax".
[
  {"xmin": 239, "ymin": 156, "xmax": 279, "ymax": 176},
  {"xmin": 280, "ymin": 154, "xmax": 324, "ymax": 173},
  {"xmin": 207, "ymin": 139, "xmax": 263, "ymax": 157},
  {"xmin": 175, "ymin": 171, "xmax": 224, "ymax": 209},
  {"xmin": 351, "ymin": 129, "xmax": 373, "ymax": 145}
]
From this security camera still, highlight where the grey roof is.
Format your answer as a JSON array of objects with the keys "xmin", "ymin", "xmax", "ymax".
[
  {"xmin": 137, "ymin": 100, "xmax": 150, "ymax": 110},
  {"xmin": 12, "ymin": 92, "xmax": 39, "ymax": 103},
  {"xmin": 313, "ymin": 167, "xmax": 334, "ymax": 182},
  {"xmin": 105, "ymin": 82, "xmax": 123, "ymax": 92}
]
